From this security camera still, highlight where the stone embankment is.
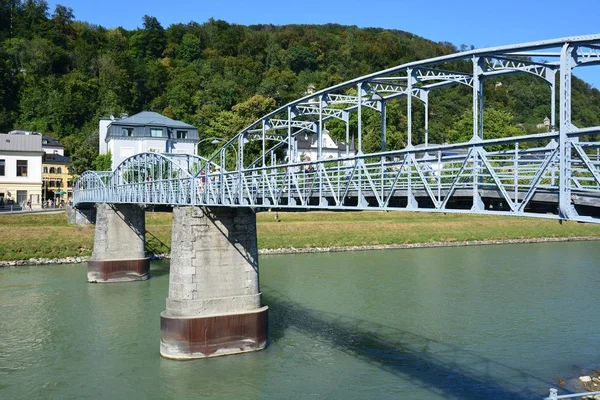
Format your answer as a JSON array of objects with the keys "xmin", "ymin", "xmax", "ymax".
[
  {"xmin": 0, "ymin": 236, "xmax": 598, "ymax": 267},
  {"xmin": 258, "ymin": 236, "xmax": 599, "ymax": 255},
  {"xmin": 579, "ymin": 374, "xmax": 600, "ymax": 399},
  {"xmin": 0, "ymin": 256, "xmax": 90, "ymax": 266},
  {"xmin": 558, "ymin": 372, "xmax": 600, "ymax": 399}
]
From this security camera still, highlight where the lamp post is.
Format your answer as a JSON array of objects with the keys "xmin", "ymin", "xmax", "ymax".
[
  {"xmin": 197, "ymin": 137, "xmax": 236, "ymax": 155},
  {"xmin": 197, "ymin": 137, "xmax": 238, "ymax": 168}
]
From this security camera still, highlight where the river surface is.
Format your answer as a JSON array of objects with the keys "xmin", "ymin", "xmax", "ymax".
[{"xmin": 1, "ymin": 242, "xmax": 599, "ymax": 399}]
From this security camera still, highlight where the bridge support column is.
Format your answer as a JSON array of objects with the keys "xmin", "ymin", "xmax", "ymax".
[
  {"xmin": 88, "ymin": 203, "xmax": 149, "ymax": 283},
  {"xmin": 160, "ymin": 206, "xmax": 268, "ymax": 359}
]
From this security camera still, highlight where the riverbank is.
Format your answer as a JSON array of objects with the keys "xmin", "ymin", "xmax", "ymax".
[
  {"xmin": 2, "ymin": 210, "xmax": 600, "ymax": 265},
  {"xmin": 1, "ymin": 235, "xmax": 599, "ymax": 267}
]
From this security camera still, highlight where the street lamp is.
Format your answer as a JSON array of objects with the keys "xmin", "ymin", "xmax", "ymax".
[
  {"xmin": 197, "ymin": 137, "xmax": 238, "ymax": 169},
  {"xmin": 198, "ymin": 137, "xmax": 237, "ymax": 156},
  {"xmin": 197, "ymin": 137, "xmax": 224, "ymax": 146}
]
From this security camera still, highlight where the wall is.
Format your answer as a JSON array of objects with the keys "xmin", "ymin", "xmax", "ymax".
[
  {"xmin": 169, "ymin": 141, "xmax": 196, "ymax": 155},
  {"xmin": 99, "ymin": 119, "xmax": 111, "ymax": 155},
  {"xmin": 143, "ymin": 139, "xmax": 168, "ymax": 153},
  {"xmin": 42, "ymin": 146, "xmax": 64, "ymax": 156},
  {"xmin": 0, "ymin": 151, "xmax": 43, "ymax": 206},
  {"xmin": 42, "ymin": 162, "xmax": 72, "ymax": 203},
  {"xmin": 109, "ymin": 138, "xmax": 197, "ymax": 169}
]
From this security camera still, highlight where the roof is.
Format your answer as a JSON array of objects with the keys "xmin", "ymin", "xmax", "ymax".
[
  {"xmin": 0, "ymin": 133, "xmax": 42, "ymax": 152},
  {"xmin": 296, "ymin": 133, "xmax": 346, "ymax": 151},
  {"xmin": 42, "ymin": 135, "xmax": 64, "ymax": 148},
  {"xmin": 109, "ymin": 111, "xmax": 196, "ymax": 129},
  {"xmin": 43, "ymin": 153, "xmax": 70, "ymax": 164}
]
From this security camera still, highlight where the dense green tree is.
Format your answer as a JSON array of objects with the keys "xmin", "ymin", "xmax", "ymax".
[
  {"xmin": 0, "ymin": 4, "xmax": 598, "ymax": 176},
  {"xmin": 129, "ymin": 15, "xmax": 166, "ymax": 59},
  {"xmin": 287, "ymin": 45, "xmax": 317, "ymax": 73},
  {"xmin": 179, "ymin": 33, "xmax": 202, "ymax": 62},
  {"xmin": 93, "ymin": 151, "xmax": 111, "ymax": 170},
  {"xmin": 69, "ymin": 129, "xmax": 98, "ymax": 174},
  {"xmin": 446, "ymin": 108, "xmax": 525, "ymax": 146}
]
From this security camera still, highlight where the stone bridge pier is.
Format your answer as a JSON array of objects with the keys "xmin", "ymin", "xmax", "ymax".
[
  {"xmin": 88, "ymin": 203, "xmax": 150, "ymax": 283},
  {"xmin": 160, "ymin": 206, "xmax": 268, "ymax": 359}
]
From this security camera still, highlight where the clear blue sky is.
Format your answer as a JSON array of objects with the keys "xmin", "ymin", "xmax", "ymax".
[{"xmin": 47, "ymin": 0, "xmax": 600, "ymax": 87}]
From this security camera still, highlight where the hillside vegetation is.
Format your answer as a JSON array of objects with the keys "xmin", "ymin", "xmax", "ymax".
[{"xmin": 1, "ymin": 1, "xmax": 600, "ymax": 172}]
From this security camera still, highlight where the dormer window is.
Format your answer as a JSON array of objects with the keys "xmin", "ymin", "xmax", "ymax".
[
  {"xmin": 150, "ymin": 128, "xmax": 163, "ymax": 137},
  {"xmin": 122, "ymin": 127, "xmax": 134, "ymax": 137},
  {"xmin": 176, "ymin": 130, "xmax": 187, "ymax": 139}
]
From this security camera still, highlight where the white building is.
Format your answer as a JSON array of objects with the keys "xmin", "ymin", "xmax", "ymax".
[
  {"xmin": 41, "ymin": 135, "xmax": 65, "ymax": 156},
  {"xmin": 292, "ymin": 130, "xmax": 351, "ymax": 162},
  {"xmin": 0, "ymin": 133, "xmax": 43, "ymax": 208},
  {"xmin": 536, "ymin": 116, "xmax": 551, "ymax": 131},
  {"xmin": 99, "ymin": 111, "xmax": 200, "ymax": 170}
]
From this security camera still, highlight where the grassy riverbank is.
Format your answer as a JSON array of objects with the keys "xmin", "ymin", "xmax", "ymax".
[{"xmin": 1, "ymin": 211, "xmax": 600, "ymax": 261}]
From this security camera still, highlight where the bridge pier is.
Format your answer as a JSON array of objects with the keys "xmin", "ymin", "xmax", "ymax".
[
  {"xmin": 160, "ymin": 206, "xmax": 268, "ymax": 359},
  {"xmin": 88, "ymin": 203, "xmax": 150, "ymax": 283}
]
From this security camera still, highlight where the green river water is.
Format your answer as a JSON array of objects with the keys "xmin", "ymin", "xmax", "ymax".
[{"xmin": 1, "ymin": 241, "xmax": 599, "ymax": 399}]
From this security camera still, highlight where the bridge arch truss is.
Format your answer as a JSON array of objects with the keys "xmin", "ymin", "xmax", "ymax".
[{"xmin": 75, "ymin": 35, "xmax": 600, "ymax": 223}]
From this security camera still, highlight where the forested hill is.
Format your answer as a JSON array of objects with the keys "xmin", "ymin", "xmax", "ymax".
[{"xmin": 1, "ymin": 1, "xmax": 600, "ymax": 173}]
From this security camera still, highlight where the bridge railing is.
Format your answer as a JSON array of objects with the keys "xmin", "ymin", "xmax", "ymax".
[
  {"xmin": 73, "ymin": 127, "xmax": 600, "ymax": 223},
  {"xmin": 545, "ymin": 388, "xmax": 600, "ymax": 399}
]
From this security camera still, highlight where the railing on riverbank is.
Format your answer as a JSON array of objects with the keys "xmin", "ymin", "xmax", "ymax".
[{"xmin": 545, "ymin": 388, "xmax": 600, "ymax": 399}]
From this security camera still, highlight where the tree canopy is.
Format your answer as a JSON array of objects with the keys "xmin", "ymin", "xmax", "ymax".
[{"xmin": 1, "ymin": 2, "xmax": 599, "ymax": 173}]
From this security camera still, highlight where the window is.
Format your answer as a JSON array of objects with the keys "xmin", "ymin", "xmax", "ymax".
[
  {"xmin": 150, "ymin": 128, "xmax": 163, "ymax": 137},
  {"xmin": 0, "ymin": 160, "xmax": 4, "ymax": 176},
  {"xmin": 122, "ymin": 127, "xmax": 134, "ymax": 137},
  {"xmin": 49, "ymin": 167, "xmax": 56, "ymax": 173},
  {"xmin": 48, "ymin": 181, "xmax": 54, "ymax": 188},
  {"xmin": 16, "ymin": 160, "xmax": 27, "ymax": 177},
  {"xmin": 176, "ymin": 130, "xmax": 188, "ymax": 139},
  {"xmin": 43, "ymin": 166, "xmax": 48, "ymax": 173},
  {"xmin": 16, "ymin": 190, "xmax": 27, "ymax": 205},
  {"xmin": 57, "ymin": 167, "xmax": 62, "ymax": 174}
]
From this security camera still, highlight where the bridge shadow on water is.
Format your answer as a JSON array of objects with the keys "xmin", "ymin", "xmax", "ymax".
[
  {"xmin": 149, "ymin": 260, "xmax": 170, "ymax": 277},
  {"xmin": 263, "ymin": 287, "xmax": 559, "ymax": 400},
  {"xmin": 145, "ymin": 228, "xmax": 171, "ymax": 278}
]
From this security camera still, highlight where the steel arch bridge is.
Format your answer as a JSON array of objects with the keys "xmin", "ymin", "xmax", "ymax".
[{"xmin": 74, "ymin": 34, "xmax": 600, "ymax": 223}]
